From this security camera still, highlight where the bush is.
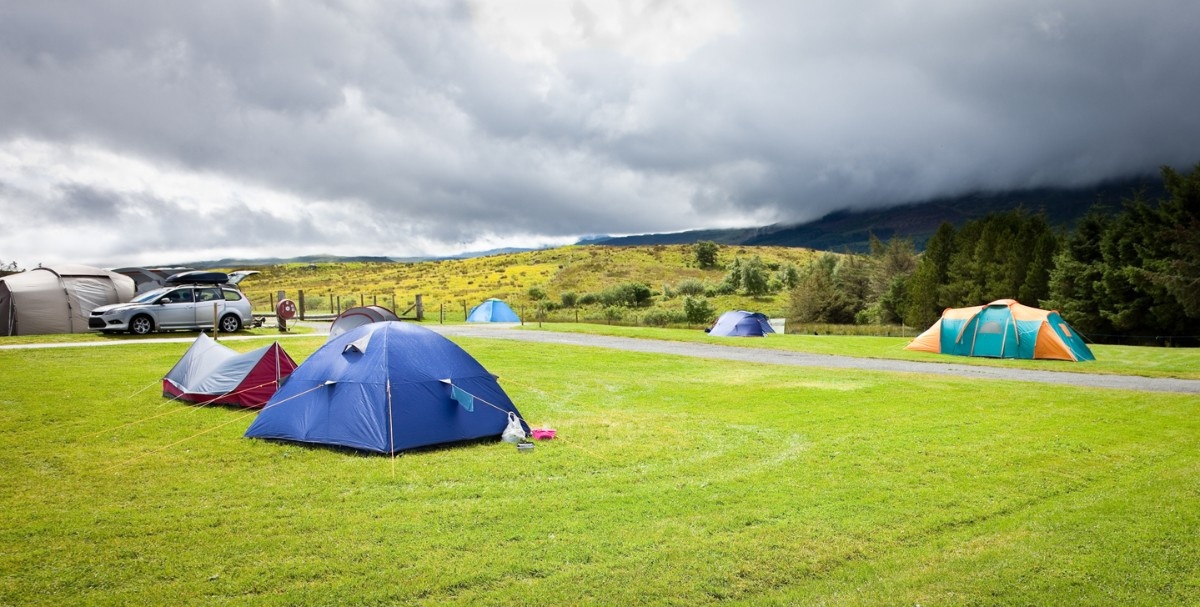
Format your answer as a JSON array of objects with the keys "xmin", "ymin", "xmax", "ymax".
[
  {"xmin": 578, "ymin": 293, "xmax": 599, "ymax": 306},
  {"xmin": 527, "ymin": 286, "xmax": 547, "ymax": 301},
  {"xmin": 683, "ymin": 296, "xmax": 715, "ymax": 325},
  {"xmin": 560, "ymin": 291, "xmax": 578, "ymax": 308},
  {"xmin": 602, "ymin": 306, "xmax": 625, "ymax": 322},
  {"xmin": 676, "ymin": 278, "xmax": 706, "ymax": 296},
  {"xmin": 599, "ymin": 282, "xmax": 653, "ymax": 307},
  {"xmin": 641, "ymin": 309, "xmax": 685, "ymax": 327}
]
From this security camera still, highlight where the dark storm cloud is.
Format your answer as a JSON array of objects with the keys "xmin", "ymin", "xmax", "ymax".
[{"xmin": 1, "ymin": 0, "xmax": 1199, "ymax": 265}]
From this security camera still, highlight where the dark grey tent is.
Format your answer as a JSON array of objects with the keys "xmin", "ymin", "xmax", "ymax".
[
  {"xmin": 0, "ymin": 265, "xmax": 135, "ymax": 336},
  {"xmin": 329, "ymin": 306, "xmax": 401, "ymax": 340}
]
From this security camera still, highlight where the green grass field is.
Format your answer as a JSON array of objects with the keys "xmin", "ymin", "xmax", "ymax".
[{"xmin": 1, "ymin": 333, "xmax": 1197, "ymax": 605}]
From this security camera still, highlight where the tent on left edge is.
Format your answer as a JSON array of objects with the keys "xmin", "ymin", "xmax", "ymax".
[
  {"xmin": 0, "ymin": 265, "xmax": 135, "ymax": 336},
  {"xmin": 163, "ymin": 334, "xmax": 299, "ymax": 408}
]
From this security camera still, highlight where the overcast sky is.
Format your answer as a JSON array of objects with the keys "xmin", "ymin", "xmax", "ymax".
[{"xmin": 2, "ymin": 0, "xmax": 1199, "ymax": 268}]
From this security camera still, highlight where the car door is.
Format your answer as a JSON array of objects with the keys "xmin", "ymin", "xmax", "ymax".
[
  {"xmin": 193, "ymin": 287, "xmax": 226, "ymax": 327},
  {"xmin": 155, "ymin": 287, "xmax": 197, "ymax": 328}
]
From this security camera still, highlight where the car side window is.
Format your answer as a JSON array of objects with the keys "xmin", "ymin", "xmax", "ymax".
[
  {"xmin": 196, "ymin": 288, "xmax": 221, "ymax": 302},
  {"xmin": 161, "ymin": 288, "xmax": 194, "ymax": 304},
  {"xmin": 222, "ymin": 289, "xmax": 243, "ymax": 302}
]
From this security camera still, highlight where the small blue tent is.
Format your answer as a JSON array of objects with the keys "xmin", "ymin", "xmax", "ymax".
[
  {"xmin": 245, "ymin": 321, "xmax": 528, "ymax": 453},
  {"xmin": 467, "ymin": 298, "xmax": 520, "ymax": 323},
  {"xmin": 708, "ymin": 310, "xmax": 775, "ymax": 337}
]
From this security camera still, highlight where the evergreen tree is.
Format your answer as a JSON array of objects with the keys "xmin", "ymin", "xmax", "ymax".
[
  {"xmin": 903, "ymin": 222, "xmax": 955, "ymax": 327},
  {"xmin": 866, "ymin": 236, "xmax": 918, "ymax": 324},
  {"xmin": 1097, "ymin": 196, "xmax": 1178, "ymax": 332},
  {"xmin": 789, "ymin": 254, "xmax": 858, "ymax": 324},
  {"xmin": 1043, "ymin": 210, "xmax": 1112, "ymax": 334},
  {"xmin": 693, "ymin": 241, "xmax": 719, "ymax": 269},
  {"xmin": 1048, "ymin": 164, "xmax": 1200, "ymax": 341},
  {"xmin": 1145, "ymin": 164, "xmax": 1200, "ymax": 319}
]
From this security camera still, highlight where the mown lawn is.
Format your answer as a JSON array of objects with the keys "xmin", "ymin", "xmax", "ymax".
[{"xmin": 0, "ymin": 334, "xmax": 1197, "ymax": 605}]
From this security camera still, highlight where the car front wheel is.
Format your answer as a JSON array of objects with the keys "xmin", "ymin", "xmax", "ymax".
[
  {"xmin": 219, "ymin": 314, "xmax": 242, "ymax": 333},
  {"xmin": 129, "ymin": 315, "xmax": 154, "ymax": 335}
]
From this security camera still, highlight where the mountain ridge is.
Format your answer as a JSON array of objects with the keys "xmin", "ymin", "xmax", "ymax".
[
  {"xmin": 589, "ymin": 176, "xmax": 1164, "ymax": 251},
  {"xmin": 174, "ymin": 176, "xmax": 1165, "ymax": 269}
]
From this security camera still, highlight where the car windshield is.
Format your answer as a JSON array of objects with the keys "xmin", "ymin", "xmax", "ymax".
[{"xmin": 131, "ymin": 287, "xmax": 172, "ymax": 303}]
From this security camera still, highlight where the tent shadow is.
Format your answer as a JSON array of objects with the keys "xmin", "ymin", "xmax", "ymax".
[{"xmin": 246, "ymin": 434, "xmax": 509, "ymax": 458}]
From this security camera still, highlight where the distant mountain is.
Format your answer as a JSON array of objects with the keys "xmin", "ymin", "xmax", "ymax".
[
  {"xmin": 185, "ymin": 254, "xmax": 397, "ymax": 269},
  {"xmin": 588, "ymin": 176, "xmax": 1165, "ymax": 252},
  {"xmin": 184, "ymin": 247, "xmax": 551, "ymax": 268}
]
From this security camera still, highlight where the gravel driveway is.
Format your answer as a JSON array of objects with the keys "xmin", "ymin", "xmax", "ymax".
[{"xmin": 427, "ymin": 324, "xmax": 1200, "ymax": 395}]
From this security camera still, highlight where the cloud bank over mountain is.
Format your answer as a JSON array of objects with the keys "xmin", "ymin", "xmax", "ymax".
[{"xmin": 2, "ymin": 0, "xmax": 1198, "ymax": 266}]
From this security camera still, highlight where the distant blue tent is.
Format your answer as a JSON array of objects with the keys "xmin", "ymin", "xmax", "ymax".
[
  {"xmin": 467, "ymin": 298, "xmax": 520, "ymax": 323},
  {"xmin": 245, "ymin": 321, "xmax": 528, "ymax": 453},
  {"xmin": 708, "ymin": 310, "xmax": 775, "ymax": 337}
]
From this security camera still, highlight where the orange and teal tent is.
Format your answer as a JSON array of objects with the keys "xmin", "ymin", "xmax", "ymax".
[{"xmin": 905, "ymin": 299, "xmax": 1094, "ymax": 361}]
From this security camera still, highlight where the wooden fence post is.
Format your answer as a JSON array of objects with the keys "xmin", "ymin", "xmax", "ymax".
[
  {"xmin": 298, "ymin": 289, "xmax": 306, "ymax": 320},
  {"xmin": 276, "ymin": 290, "xmax": 286, "ymax": 331}
]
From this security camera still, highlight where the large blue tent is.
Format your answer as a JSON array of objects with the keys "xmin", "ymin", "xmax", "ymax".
[
  {"xmin": 708, "ymin": 310, "xmax": 775, "ymax": 337},
  {"xmin": 245, "ymin": 321, "xmax": 528, "ymax": 453},
  {"xmin": 467, "ymin": 298, "xmax": 520, "ymax": 323}
]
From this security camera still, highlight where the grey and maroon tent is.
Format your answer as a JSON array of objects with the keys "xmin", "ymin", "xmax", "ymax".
[{"xmin": 163, "ymin": 334, "xmax": 298, "ymax": 408}]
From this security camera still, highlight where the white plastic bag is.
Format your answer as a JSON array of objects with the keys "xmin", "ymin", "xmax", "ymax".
[{"xmin": 501, "ymin": 412, "xmax": 526, "ymax": 443}]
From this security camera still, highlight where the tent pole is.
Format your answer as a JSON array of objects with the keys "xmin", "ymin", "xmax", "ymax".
[
  {"xmin": 387, "ymin": 379, "xmax": 396, "ymax": 478},
  {"xmin": 1000, "ymin": 317, "xmax": 1011, "ymax": 358}
]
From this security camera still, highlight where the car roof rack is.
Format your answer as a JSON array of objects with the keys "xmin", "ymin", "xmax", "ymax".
[{"xmin": 164, "ymin": 271, "xmax": 230, "ymax": 285}]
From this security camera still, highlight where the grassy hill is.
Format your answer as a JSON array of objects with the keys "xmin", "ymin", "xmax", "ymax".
[{"xmin": 232, "ymin": 244, "xmax": 822, "ymax": 323}]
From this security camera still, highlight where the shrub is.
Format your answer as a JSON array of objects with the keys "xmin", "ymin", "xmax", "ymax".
[
  {"xmin": 683, "ymin": 296, "xmax": 715, "ymax": 325},
  {"xmin": 560, "ymin": 291, "xmax": 578, "ymax": 308},
  {"xmin": 640, "ymin": 309, "xmax": 684, "ymax": 327},
  {"xmin": 676, "ymin": 278, "xmax": 706, "ymax": 296},
  {"xmin": 599, "ymin": 282, "xmax": 653, "ymax": 307}
]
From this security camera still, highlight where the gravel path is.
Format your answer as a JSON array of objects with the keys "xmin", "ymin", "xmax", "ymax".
[
  {"xmin": 426, "ymin": 324, "xmax": 1200, "ymax": 395},
  {"xmin": 4, "ymin": 322, "xmax": 1197, "ymax": 394}
]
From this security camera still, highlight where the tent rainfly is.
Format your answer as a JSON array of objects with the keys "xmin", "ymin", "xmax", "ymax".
[
  {"xmin": 0, "ymin": 265, "xmax": 136, "ymax": 336},
  {"xmin": 163, "ymin": 334, "xmax": 298, "ymax": 408},
  {"xmin": 328, "ymin": 306, "xmax": 401, "ymax": 340},
  {"xmin": 708, "ymin": 310, "xmax": 776, "ymax": 337},
  {"xmin": 905, "ymin": 299, "xmax": 1095, "ymax": 361},
  {"xmin": 467, "ymin": 298, "xmax": 520, "ymax": 323},
  {"xmin": 245, "ymin": 321, "xmax": 528, "ymax": 453}
]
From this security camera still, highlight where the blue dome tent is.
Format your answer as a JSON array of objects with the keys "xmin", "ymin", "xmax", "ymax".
[
  {"xmin": 708, "ymin": 310, "xmax": 775, "ymax": 337},
  {"xmin": 245, "ymin": 321, "xmax": 528, "ymax": 453},
  {"xmin": 467, "ymin": 298, "xmax": 520, "ymax": 323}
]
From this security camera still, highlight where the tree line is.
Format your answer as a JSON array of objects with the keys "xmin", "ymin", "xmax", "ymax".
[{"xmin": 779, "ymin": 164, "xmax": 1200, "ymax": 344}]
